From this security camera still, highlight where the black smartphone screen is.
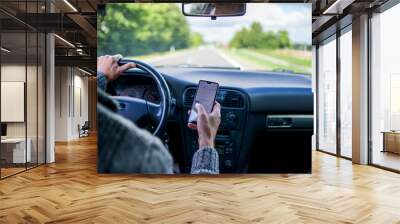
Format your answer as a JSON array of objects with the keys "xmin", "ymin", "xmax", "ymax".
[{"xmin": 188, "ymin": 80, "xmax": 219, "ymax": 124}]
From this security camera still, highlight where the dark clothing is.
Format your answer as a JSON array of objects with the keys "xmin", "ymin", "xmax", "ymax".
[{"xmin": 97, "ymin": 73, "xmax": 219, "ymax": 174}]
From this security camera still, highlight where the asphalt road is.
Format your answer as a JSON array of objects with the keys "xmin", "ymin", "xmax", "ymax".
[{"xmin": 146, "ymin": 47, "xmax": 240, "ymax": 68}]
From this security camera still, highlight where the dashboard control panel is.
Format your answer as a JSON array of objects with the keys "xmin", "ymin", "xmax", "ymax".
[{"xmin": 183, "ymin": 87, "xmax": 247, "ymax": 173}]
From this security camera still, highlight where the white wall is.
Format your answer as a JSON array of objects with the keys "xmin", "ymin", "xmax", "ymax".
[
  {"xmin": 1, "ymin": 63, "xmax": 46, "ymax": 164},
  {"xmin": 55, "ymin": 66, "xmax": 69, "ymax": 141},
  {"xmin": 1, "ymin": 65, "xmax": 37, "ymax": 138},
  {"xmin": 1, "ymin": 82, "xmax": 25, "ymax": 122},
  {"xmin": 1, "ymin": 65, "xmax": 26, "ymax": 132},
  {"xmin": 54, "ymin": 67, "xmax": 89, "ymax": 141}
]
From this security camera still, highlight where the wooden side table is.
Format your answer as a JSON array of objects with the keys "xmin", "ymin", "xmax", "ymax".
[{"xmin": 382, "ymin": 131, "xmax": 400, "ymax": 154}]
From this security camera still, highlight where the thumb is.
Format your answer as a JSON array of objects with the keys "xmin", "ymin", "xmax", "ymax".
[{"xmin": 195, "ymin": 103, "xmax": 207, "ymax": 116}]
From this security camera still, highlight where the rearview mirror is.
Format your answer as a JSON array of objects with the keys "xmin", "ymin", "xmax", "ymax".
[{"xmin": 182, "ymin": 3, "xmax": 246, "ymax": 19}]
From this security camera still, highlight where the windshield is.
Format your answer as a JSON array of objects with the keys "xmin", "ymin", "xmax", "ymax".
[{"xmin": 98, "ymin": 3, "xmax": 311, "ymax": 74}]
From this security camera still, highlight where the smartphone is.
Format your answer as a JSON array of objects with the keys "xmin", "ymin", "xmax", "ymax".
[{"xmin": 188, "ymin": 80, "xmax": 219, "ymax": 124}]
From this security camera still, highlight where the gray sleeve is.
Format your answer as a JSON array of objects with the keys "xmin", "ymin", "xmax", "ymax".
[
  {"xmin": 140, "ymin": 135, "xmax": 174, "ymax": 174},
  {"xmin": 97, "ymin": 104, "xmax": 173, "ymax": 174},
  {"xmin": 116, "ymin": 122, "xmax": 173, "ymax": 174},
  {"xmin": 97, "ymin": 72, "xmax": 107, "ymax": 91},
  {"xmin": 190, "ymin": 147, "xmax": 219, "ymax": 174}
]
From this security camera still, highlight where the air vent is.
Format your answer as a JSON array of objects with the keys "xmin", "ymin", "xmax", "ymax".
[
  {"xmin": 218, "ymin": 90, "xmax": 245, "ymax": 108},
  {"xmin": 183, "ymin": 89, "xmax": 196, "ymax": 107},
  {"xmin": 183, "ymin": 88, "xmax": 245, "ymax": 108}
]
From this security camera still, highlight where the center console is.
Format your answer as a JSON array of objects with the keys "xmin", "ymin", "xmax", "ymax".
[{"xmin": 182, "ymin": 87, "xmax": 247, "ymax": 173}]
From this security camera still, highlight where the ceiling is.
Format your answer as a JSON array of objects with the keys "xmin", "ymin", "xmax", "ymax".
[
  {"xmin": 0, "ymin": 0, "xmax": 393, "ymax": 71},
  {"xmin": 0, "ymin": 0, "xmax": 100, "ymax": 72},
  {"xmin": 309, "ymin": 0, "xmax": 389, "ymax": 43}
]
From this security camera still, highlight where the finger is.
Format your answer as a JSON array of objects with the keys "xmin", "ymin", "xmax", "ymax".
[
  {"xmin": 117, "ymin": 63, "xmax": 136, "ymax": 74},
  {"xmin": 195, "ymin": 103, "xmax": 208, "ymax": 126},
  {"xmin": 111, "ymin": 63, "xmax": 118, "ymax": 73},
  {"xmin": 195, "ymin": 103, "xmax": 207, "ymax": 116},
  {"xmin": 188, "ymin": 123, "xmax": 197, "ymax": 130},
  {"xmin": 211, "ymin": 101, "xmax": 221, "ymax": 117}
]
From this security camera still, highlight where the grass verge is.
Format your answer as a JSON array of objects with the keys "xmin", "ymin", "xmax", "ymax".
[{"xmin": 225, "ymin": 48, "xmax": 311, "ymax": 74}]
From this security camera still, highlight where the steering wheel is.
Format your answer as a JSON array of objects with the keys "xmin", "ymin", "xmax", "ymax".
[{"xmin": 111, "ymin": 59, "xmax": 171, "ymax": 137}]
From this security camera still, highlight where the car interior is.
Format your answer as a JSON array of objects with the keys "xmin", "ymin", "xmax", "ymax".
[
  {"xmin": 102, "ymin": 3, "xmax": 315, "ymax": 174},
  {"xmin": 106, "ymin": 59, "xmax": 314, "ymax": 173}
]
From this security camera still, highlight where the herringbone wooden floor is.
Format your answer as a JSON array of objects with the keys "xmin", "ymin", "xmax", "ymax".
[{"xmin": 1, "ymin": 135, "xmax": 400, "ymax": 223}]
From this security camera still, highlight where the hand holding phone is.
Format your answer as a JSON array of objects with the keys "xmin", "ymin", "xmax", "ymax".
[
  {"xmin": 187, "ymin": 80, "xmax": 220, "ymax": 148},
  {"xmin": 188, "ymin": 102, "xmax": 221, "ymax": 148},
  {"xmin": 188, "ymin": 80, "xmax": 219, "ymax": 124}
]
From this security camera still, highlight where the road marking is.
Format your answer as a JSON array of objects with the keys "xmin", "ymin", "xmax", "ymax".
[
  {"xmin": 137, "ymin": 48, "xmax": 194, "ymax": 64},
  {"xmin": 214, "ymin": 48, "xmax": 243, "ymax": 69}
]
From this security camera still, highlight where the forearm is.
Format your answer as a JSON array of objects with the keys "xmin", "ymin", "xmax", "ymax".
[
  {"xmin": 190, "ymin": 146, "xmax": 219, "ymax": 174},
  {"xmin": 97, "ymin": 72, "xmax": 107, "ymax": 91}
]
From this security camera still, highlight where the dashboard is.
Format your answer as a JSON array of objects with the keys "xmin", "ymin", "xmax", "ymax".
[
  {"xmin": 107, "ymin": 67, "xmax": 314, "ymax": 173},
  {"xmin": 107, "ymin": 76, "xmax": 160, "ymax": 104}
]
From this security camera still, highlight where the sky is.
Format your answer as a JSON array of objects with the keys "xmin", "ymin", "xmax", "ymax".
[{"xmin": 184, "ymin": 3, "xmax": 311, "ymax": 45}]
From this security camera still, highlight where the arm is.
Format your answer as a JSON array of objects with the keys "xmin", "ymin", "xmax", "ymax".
[
  {"xmin": 97, "ymin": 72, "xmax": 107, "ymax": 91},
  {"xmin": 191, "ymin": 146, "xmax": 219, "ymax": 174},
  {"xmin": 97, "ymin": 104, "xmax": 173, "ymax": 174},
  {"xmin": 140, "ymin": 133, "xmax": 174, "ymax": 174},
  {"xmin": 189, "ymin": 102, "xmax": 221, "ymax": 174},
  {"xmin": 97, "ymin": 55, "xmax": 173, "ymax": 174},
  {"xmin": 97, "ymin": 55, "xmax": 135, "ymax": 90}
]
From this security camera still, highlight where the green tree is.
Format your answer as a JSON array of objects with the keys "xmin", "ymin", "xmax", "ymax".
[
  {"xmin": 98, "ymin": 4, "xmax": 192, "ymax": 56},
  {"xmin": 277, "ymin": 30, "xmax": 291, "ymax": 48},
  {"xmin": 229, "ymin": 27, "xmax": 245, "ymax": 48},
  {"xmin": 229, "ymin": 22, "xmax": 292, "ymax": 50},
  {"xmin": 262, "ymin": 31, "xmax": 280, "ymax": 49},
  {"xmin": 249, "ymin": 22, "xmax": 264, "ymax": 48},
  {"xmin": 190, "ymin": 32, "xmax": 204, "ymax": 47}
]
